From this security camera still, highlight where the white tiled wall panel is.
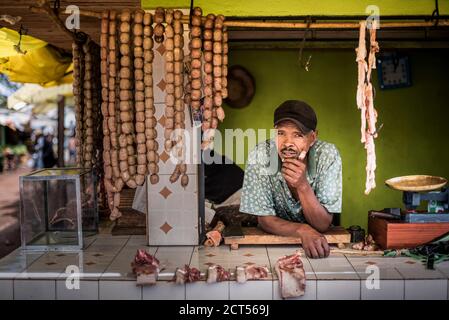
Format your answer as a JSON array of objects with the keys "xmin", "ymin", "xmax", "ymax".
[
  {"xmin": 1, "ymin": 233, "xmax": 448, "ymax": 300},
  {"xmin": 230, "ymin": 280, "xmax": 272, "ymax": 300},
  {"xmin": 99, "ymin": 280, "xmax": 142, "ymax": 300},
  {"xmin": 361, "ymin": 279, "xmax": 404, "ymax": 300},
  {"xmin": 14, "ymin": 280, "xmax": 56, "ymax": 300},
  {"xmin": 186, "ymin": 281, "xmax": 229, "ymax": 300},
  {"xmin": 147, "ymin": 26, "xmax": 200, "ymax": 247},
  {"xmin": 56, "ymin": 280, "xmax": 98, "ymax": 300},
  {"xmin": 404, "ymin": 280, "xmax": 447, "ymax": 300},
  {"xmin": 316, "ymin": 280, "xmax": 361, "ymax": 300},
  {"xmin": 142, "ymin": 281, "xmax": 185, "ymax": 300},
  {"xmin": 0, "ymin": 280, "xmax": 13, "ymax": 300},
  {"xmin": 273, "ymin": 280, "xmax": 316, "ymax": 300},
  {"xmin": 147, "ymin": 174, "xmax": 199, "ymax": 245}
]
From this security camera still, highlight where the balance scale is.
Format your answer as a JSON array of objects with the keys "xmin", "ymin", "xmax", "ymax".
[{"xmin": 368, "ymin": 175, "xmax": 449, "ymax": 249}]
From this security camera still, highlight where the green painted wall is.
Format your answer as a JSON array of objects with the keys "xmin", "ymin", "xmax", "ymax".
[
  {"xmin": 142, "ymin": 0, "xmax": 449, "ymax": 16},
  {"xmin": 217, "ymin": 48, "xmax": 449, "ymax": 229},
  {"xmin": 142, "ymin": 1, "xmax": 449, "ymax": 229}
]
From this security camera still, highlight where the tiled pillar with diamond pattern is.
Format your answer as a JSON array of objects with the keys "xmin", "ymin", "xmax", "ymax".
[{"xmin": 146, "ymin": 25, "xmax": 200, "ymax": 245}]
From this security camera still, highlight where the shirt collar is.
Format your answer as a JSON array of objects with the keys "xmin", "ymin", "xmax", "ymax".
[{"xmin": 307, "ymin": 141, "xmax": 318, "ymax": 181}]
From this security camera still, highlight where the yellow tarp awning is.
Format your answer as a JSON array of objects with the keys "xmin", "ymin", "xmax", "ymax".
[
  {"xmin": 0, "ymin": 28, "xmax": 73, "ymax": 86},
  {"xmin": 0, "ymin": 27, "xmax": 47, "ymax": 58}
]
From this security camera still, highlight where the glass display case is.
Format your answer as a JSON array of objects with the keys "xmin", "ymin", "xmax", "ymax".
[{"xmin": 19, "ymin": 168, "xmax": 98, "ymax": 251}]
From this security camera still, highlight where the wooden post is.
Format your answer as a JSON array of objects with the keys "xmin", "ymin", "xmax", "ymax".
[
  {"xmin": 0, "ymin": 125, "xmax": 5, "ymax": 146},
  {"xmin": 57, "ymin": 94, "xmax": 65, "ymax": 167}
]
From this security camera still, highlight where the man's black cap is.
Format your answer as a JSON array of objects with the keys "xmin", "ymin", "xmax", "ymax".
[{"xmin": 274, "ymin": 100, "xmax": 317, "ymax": 133}]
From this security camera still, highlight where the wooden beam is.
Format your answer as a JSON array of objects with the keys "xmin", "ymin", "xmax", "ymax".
[
  {"xmin": 32, "ymin": 0, "xmax": 77, "ymax": 42},
  {"xmin": 225, "ymin": 20, "xmax": 449, "ymax": 29},
  {"xmin": 29, "ymin": 5, "xmax": 102, "ymax": 19},
  {"xmin": 229, "ymin": 40, "xmax": 449, "ymax": 49},
  {"xmin": 28, "ymin": 6, "xmax": 449, "ymax": 30}
]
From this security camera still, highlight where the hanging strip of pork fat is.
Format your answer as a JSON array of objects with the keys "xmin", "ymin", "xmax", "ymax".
[
  {"xmin": 366, "ymin": 20, "xmax": 379, "ymax": 140},
  {"xmin": 364, "ymin": 21, "xmax": 379, "ymax": 195},
  {"xmin": 355, "ymin": 21, "xmax": 367, "ymax": 144},
  {"xmin": 367, "ymin": 20, "xmax": 379, "ymax": 80},
  {"xmin": 364, "ymin": 133, "xmax": 377, "ymax": 194}
]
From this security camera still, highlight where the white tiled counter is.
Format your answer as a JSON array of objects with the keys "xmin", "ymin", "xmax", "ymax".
[{"xmin": 0, "ymin": 234, "xmax": 448, "ymax": 300}]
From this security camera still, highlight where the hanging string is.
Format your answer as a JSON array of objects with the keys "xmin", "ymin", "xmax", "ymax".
[
  {"xmin": 189, "ymin": 0, "xmax": 194, "ymax": 27},
  {"xmin": 431, "ymin": 0, "xmax": 440, "ymax": 26},
  {"xmin": 14, "ymin": 24, "xmax": 28, "ymax": 55},
  {"xmin": 298, "ymin": 16, "xmax": 313, "ymax": 71},
  {"xmin": 52, "ymin": 0, "xmax": 61, "ymax": 15}
]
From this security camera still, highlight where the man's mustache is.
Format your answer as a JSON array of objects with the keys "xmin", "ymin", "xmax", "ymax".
[
  {"xmin": 279, "ymin": 146, "xmax": 307, "ymax": 161},
  {"xmin": 280, "ymin": 147, "xmax": 299, "ymax": 154}
]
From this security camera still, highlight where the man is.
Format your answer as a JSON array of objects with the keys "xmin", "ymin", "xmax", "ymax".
[
  {"xmin": 42, "ymin": 132, "xmax": 57, "ymax": 168},
  {"xmin": 240, "ymin": 100, "xmax": 342, "ymax": 259}
]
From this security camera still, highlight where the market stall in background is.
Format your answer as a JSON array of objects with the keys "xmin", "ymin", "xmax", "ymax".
[{"xmin": 0, "ymin": 0, "xmax": 449, "ymax": 301}]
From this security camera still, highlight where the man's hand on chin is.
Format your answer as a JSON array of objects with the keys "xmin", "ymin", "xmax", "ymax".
[
  {"xmin": 297, "ymin": 224, "xmax": 330, "ymax": 259},
  {"xmin": 281, "ymin": 151, "xmax": 308, "ymax": 192}
]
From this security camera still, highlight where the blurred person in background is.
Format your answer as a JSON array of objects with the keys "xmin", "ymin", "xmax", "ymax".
[
  {"xmin": 68, "ymin": 133, "xmax": 76, "ymax": 165},
  {"xmin": 42, "ymin": 128, "xmax": 57, "ymax": 168},
  {"xmin": 32, "ymin": 129, "xmax": 44, "ymax": 169}
]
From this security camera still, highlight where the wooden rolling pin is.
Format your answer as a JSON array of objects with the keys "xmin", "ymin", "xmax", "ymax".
[{"xmin": 330, "ymin": 248, "xmax": 384, "ymax": 256}]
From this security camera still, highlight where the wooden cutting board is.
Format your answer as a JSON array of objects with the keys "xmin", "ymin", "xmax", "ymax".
[{"xmin": 224, "ymin": 226, "xmax": 351, "ymax": 250}]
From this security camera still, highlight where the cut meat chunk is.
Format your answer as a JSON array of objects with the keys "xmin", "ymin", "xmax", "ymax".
[{"xmin": 274, "ymin": 252, "xmax": 306, "ymax": 299}]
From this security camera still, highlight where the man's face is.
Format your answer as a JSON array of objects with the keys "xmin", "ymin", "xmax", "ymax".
[{"xmin": 275, "ymin": 120, "xmax": 317, "ymax": 160}]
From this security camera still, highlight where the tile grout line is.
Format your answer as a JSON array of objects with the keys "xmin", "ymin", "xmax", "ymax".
[
  {"xmin": 396, "ymin": 267, "xmax": 406, "ymax": 299},
  {"xmin": 342, "ymin": 254, "xmax": 362, "ymax": 280},
  {"xmin": 98, "ymin": 235, "xmax": 131, "ymax": 300},
  {"xmin": 15, "ymin": 251, "xmax": 68, "ymax": 291},
  {"xmin": 304, "ymin": 255, "xmax": 319, "ymax": 300},
  {"xmin": 307, "ymin": 251, "xmax": 318, "ymax": 298},
  {"xmin": 85, "ymin": 235, "xmax": 99, "ymax": 249},
  {"xmin": 152, "ymin": 244, "xmax": 160, "ymax": 299},
  {"xmin": 187, "ymin": 245, "xmax": 196, "ymax": 268},
  {"xmin": 100, "ymin": 235, "xmax": 132, "ymax": 276},
  {"xmin": 264, "ymin": 245, "xmax": 275, "ymax": 300},
  {"xmin": 15, "ymin": 251, "xmax": 46, "ymax": 280},
  {"xmin": 344, "ymin": 255, "xmax": 363, "ymax": 300},
  {"xmin": 54, "ymin": 235, "xmax": 100, "ymax": 296},
  {"xmin": 395, "ymin": 264, "xmax": 412, "ymax": 298},
  {"xmin": 344, "ymin": 253, "xmax": 362, "ymax": 299},
  {"xmin": 395, "ymin": 265, "xmax": 449, "ymax": 300},
  {"xmin": 187, "ymin": 245, "xmax": 196, "ymax": 300},
  {"xmin": 54, "ymin": 235, "xmax": 99, "ymax": 300},
  {"xmin": 342, "ymin": 254, "xmax": 362, "ymax": 300}
]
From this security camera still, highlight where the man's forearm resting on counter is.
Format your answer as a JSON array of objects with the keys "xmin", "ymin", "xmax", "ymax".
[
  {"xmin": 258, "ymin": 215, "xmax": 331, "ymax": 258},
  {"xmin": 258, "ymin": 215, "xmax": 311, "ymax": 238},
  {"xmin": 294, "ymin": 182, "xmax": 333, "ymax": 233}
]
